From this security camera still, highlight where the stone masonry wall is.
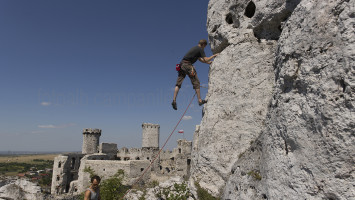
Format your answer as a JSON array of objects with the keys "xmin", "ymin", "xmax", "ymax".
[
  {"xmin": 75, "ymin": 154, "xmax": 109, "ymax": 194},
  {"xmin": 51, "ymin": 154, "xmax": 83, "ymax": 195},
  {"xmin": 76, "ymin": 160, "xmax": 150, "ymax": 194},
  {"xmin": 142, "ymin": 123, "xmax": 160, "ymax": 148},
  {"xmin": 82, "ymin": 129, "xmax": 101, "ymax": 154},
  {"xmin": 52, "ymin": 124, "xmax": 193, "ymax": 196}
]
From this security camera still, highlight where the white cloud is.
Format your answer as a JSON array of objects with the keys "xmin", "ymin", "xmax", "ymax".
[
  {"xmin": 38, "ymin": 125, "xmax": 56, "ymax": 128},
  {"xmin": 182, "ymin": 116, "xmax": 192, "ymax": 120},
  {"xmin": 41, "ymin": 102, "xmax": 51, "ymax": 106},
  {"xmin": 38, "ymin": 123, "xmax": 76, "ymax": 129},
  {"xmin": 31, "ymin": 130, "xmax": 46, "ymax": 134}
]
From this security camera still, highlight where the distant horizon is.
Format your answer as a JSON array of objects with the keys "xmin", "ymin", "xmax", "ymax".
[{"xmin": 0, "ymin": 151, "xmax": 80, "ymax": 155}]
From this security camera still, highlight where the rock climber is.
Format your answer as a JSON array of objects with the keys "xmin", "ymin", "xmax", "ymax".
[
  {"xmin": 84, "ymin": 175, "xmax": 101, "ymax": 200},
  {"xmin": 172, "ymin": 39, "xmax": 218, "ymax": 110}
]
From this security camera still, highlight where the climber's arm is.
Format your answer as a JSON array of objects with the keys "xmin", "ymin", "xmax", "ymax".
[{"xmin": 199, "ymin": 54, "xmax": 219, "ymax": 64}]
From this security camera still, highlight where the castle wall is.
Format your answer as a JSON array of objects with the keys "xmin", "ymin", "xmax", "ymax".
[
  {"xmin": 75, "ymin": 154, "xmax": 114, "ymax": 193},
  {"xmin": 99, "ymin": 143, "xmax": 117, "ymax": 154},
  {"xmin": 76, "ymin": 159, "xmax": 150, "ymax": 194},
  {"xmin": 159, "ymin": 150, "xmax": 173, "ymax": 160},
  {"xmin": 176, "ymin": 139, "xmax": 192, "ymax": 177},
  {"xmin": 150, "ymin": 139, "xmax": 192, "ymax": 176},
  {"xmin": 116, "ymin": 147, "xmax": 161, "ymax": 172},
  {"xmin": 175, "ymin": 154, "xmax": 191, "ymax": 177},
  {"xmin": 142, "ymin": 123, "xmax": 159, "ymax": 148},
  {"xmin": 82, "ymin": 128, "xmax": 101, "ymax": 154},
  {"xmin": 178, "ymin": 140, "xmax": 192, "ymax": 155},
  {"xmin": 117, "ymin": 147, "xmax": 142, "ymax": 161},
  {"xmin": 141, "ymin": 147, "xmax": 160, "ymax": 172},
  {"xmin": 53, "ymin": 124, "xmax": 194, "ymax": 197},
  {"xmin": 114, "ymin": 139, "xmax": 193, "ymax": 177},
  {"xmin": 51, "ymin": 153, "xmax": 84, "ymax": 195},
  {"xmin": 99, "ymin": 143, "xmax": 117, "ymax": 160}
]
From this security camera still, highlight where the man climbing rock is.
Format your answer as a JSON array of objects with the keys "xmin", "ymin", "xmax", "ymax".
[{"xmin": 172, "ymin": 39, "xmax": 218, "ymax": 110}]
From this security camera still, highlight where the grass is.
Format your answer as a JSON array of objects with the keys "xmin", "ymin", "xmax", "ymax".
[
  {"xmin": 247, "ymin": 170, "xmax": 262, "ymax": 181},
  {"xmin": 0, "ymin": 154, "xmax": 57, "ymax": 176},
  {"xmin": 238, "ymin": 151, "xmax": 245, "ymax": 159},
  {"xmin": 195, "ymin": 181, "xmax": 220, "ymax": 200},
  {"xmin": 0, "ymin": 154, "xmax": 58, "ymax": 164},
  {"xmin": 3, "ymin": 171, "xmax": 19, "ymax": 176}
]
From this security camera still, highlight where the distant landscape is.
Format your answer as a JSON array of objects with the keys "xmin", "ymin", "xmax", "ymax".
[
  {"xmin": 0, "ymin": 153, "xmax": 71, "ymax": 194},
  {"xmin": 0, "ymin": 151, "xmax": 78, "ymax": 155}
]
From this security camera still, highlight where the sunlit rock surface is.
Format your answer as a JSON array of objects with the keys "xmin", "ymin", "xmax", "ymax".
[{"xmin": 191, "ymin": 0, "xmax": 355, "ymax": 199}]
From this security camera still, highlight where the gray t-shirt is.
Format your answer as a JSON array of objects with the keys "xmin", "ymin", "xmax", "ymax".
[
  {"xmin": 87, "ymin": 188, "xmax": 100, "ymax": 200},
  {"xmin": 182, "ymin": 46, "xmax": 206, "ymax": 64}
]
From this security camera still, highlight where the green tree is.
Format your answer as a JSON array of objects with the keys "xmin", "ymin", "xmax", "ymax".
[
  {"xmin": 83, "ymin": 167, "xmax": 97, "ymax": 178},
  {"xmin": 100, "ymin": 169, "xmax": 131, "ymax": 200},
  {"xmin": 39, "ymin": 176, "xmax": 52, "ymax": 186}
]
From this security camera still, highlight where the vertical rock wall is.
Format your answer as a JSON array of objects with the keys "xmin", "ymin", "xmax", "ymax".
[
  {"xmin": 257, "ymin": 0, "xmax": 354, "ymax": 199},
  {"xmin": 191, "ymin": 0, "xmax": 354, "ymax": 199},
  {"xmin": 191, "ymin": 0, "xmax": 283, "ymax": 195}
]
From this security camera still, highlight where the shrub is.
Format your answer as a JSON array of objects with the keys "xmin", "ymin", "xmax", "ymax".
[
  {"xmin": 83, "ymin": 167, "xmax": 96, "ymax": 178},
  {"xmin": 149, "ymin": 180, "xmax": 159, "ymax": 188},
  {"xmin": 100, "ymin": 169, "xmax": 131, "ymax": 200},
  {"xmin": 247, "ymin": 170, "xmax": 262, "ymax": 181},
  {"xmin": 195, "ymin": 181, "xmax": 220, "ymax": 200},
  {"xmin": 155, "ymin": 183, "xmax": 190, "ymax": 200},
  {"xmin": 138, "ymin": 189, "xmax": 147, "ymax": 200}
]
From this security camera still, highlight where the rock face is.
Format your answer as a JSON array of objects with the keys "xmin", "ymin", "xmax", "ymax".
[
  {"xmin": 125, "ymin": 176, "xmax": 194, "ymax": 200},
  {"xmin": 191, "ymin": 0, "xmax": 354, "ymax": 199},
  {"xmin": 191, "ymin": 41, "xmax": 276, "ymax": 195},
  {"xmin": 0, "ymin": 177, "xmax": 44, "ymax": 200}
]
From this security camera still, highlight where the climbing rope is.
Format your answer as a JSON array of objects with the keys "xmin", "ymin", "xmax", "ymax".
[{"xmin": 120, "ymin": 93, "xmax": 197, "ymax": 200}]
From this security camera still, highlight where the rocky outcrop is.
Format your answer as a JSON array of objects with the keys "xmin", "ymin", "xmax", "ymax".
[
  {"xmin": 125, "ymin": 177, "xmax": 194, "ymax": 200},
  {"xmin": 191, "ymin": 41, "xmax": 276, "ymax": 195},
  {"xmin": 191, "ymin": 0, "xmax": 354, "ymax": 199},
  {"xmin": 0, "ymin": 177, "xmax": 44, "ymax": 200}
]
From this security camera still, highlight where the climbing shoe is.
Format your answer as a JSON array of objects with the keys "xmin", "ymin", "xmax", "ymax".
[
  {"xmin": 199, "ymin": 100, "xmax": 207, "ymax": 106},
  {"xmin": 172, "ymin": 101, "xmax": 177, "ymax": 110}
]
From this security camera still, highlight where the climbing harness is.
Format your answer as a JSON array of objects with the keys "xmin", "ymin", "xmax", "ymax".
[{"xmin": 120, "ymin": 93, "xmax": 197, "ymax": 200}]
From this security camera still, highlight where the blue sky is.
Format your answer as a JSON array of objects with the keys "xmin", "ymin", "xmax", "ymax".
[{"xmin": 0, "ymin": 0, "xmax": 212, "ymax": 152}]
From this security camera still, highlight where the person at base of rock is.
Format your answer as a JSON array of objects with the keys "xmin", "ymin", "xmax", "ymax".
[
  {"xmin": 172, "ymin": 39, "xmax": 218, "ymax": 110},
  {"xmin": 84, "ymin": 175, "xmax": 101, "ymax": 200}
]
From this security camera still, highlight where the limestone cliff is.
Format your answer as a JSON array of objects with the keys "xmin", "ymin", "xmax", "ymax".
[
  {"xmin": 191, "ymin": 0, "xmax": 354, "ymax": 199},
  {"xmin": 0, "ymin": 177, "xmax": 44, "ymax": 200}
]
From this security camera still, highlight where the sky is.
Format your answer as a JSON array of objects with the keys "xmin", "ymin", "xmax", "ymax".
[{"xmin": 0, "ymin": 0, "xmax": 213, "ymax": 152}]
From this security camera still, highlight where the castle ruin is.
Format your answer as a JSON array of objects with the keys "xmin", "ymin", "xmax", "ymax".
[{"xmin": 51, "ymin": 123, "xmax": 192, "ymax": 196}]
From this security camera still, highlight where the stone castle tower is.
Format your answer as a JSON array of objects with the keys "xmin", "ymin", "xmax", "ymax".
[
  {"xmin": 142, "ymin": 123, "xmax": 159, "ymax": 149},
  {"xmin": 82, "ymin": 128, "xmax": 101, "ymax": 154}
]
